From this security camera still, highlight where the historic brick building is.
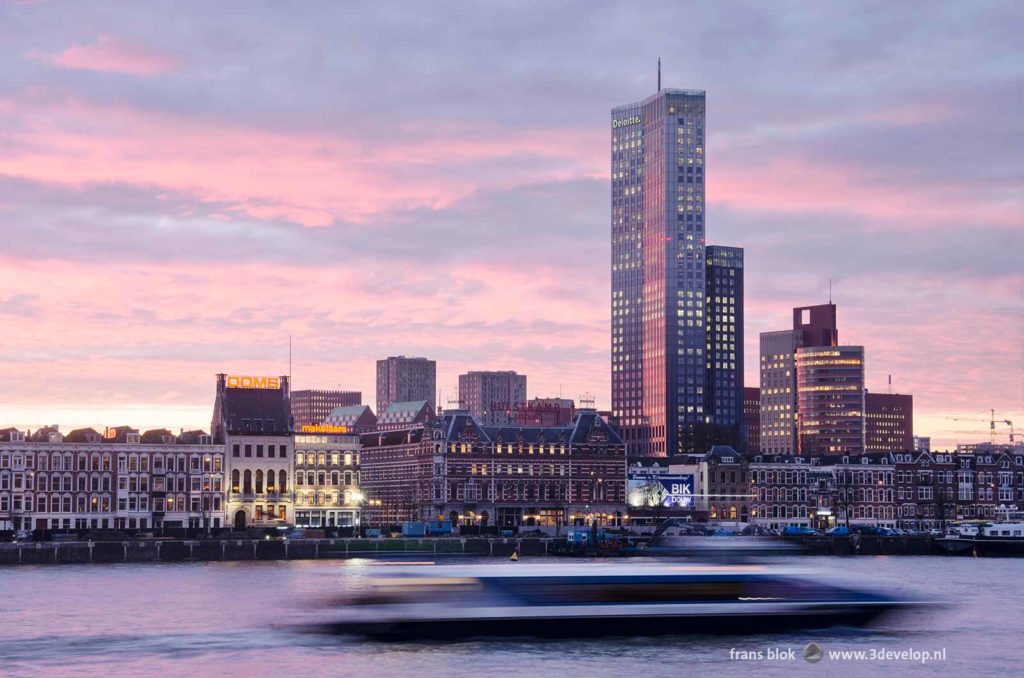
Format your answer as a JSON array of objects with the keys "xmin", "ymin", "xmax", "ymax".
[{"xmin": 358, "ymin": 410, "xmax": 627, "ymax": 531}]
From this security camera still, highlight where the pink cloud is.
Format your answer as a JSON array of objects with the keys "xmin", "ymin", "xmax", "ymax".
[
  {"xmin": 48, "ymin": 35, "xmax": 179, "ymax": 76},
  {"xmin": 0, "ymin": 92, "xmax": 604, "ymax": 225},
  {"xmin": 710, "ymin": 157, "xmax": 1022, "ymax": 228}
]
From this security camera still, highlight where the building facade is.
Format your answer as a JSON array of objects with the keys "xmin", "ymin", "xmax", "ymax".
[
  {"xmin": 377, "ymin": 400, "xmax": 434, "ymax": 432},
  {"xmin": 512, "ymin": 398, "xmax": 576, "ymax": 427},
  {"xmin": 610, "ymin": 87, "xmax": 744, "ymax": 457},
  {"xmin": 324, "ymin": 405, "xmax": 379, "ymax": 433},
  {"xmin": 743, "ymin": 387, "xmax": 761, "ymax": 453},
  {"xmin": 291, "ymin": 389, "xmax": 362, "ymax": 428},
  {"xmin": 796, "ymin": 346, "xmax": 866, "ymax": 455},
  {"xmin": 292, "ymin": 433, "xmax": 362, "ymax": 528},
  {"xmin": 458, "ymin": 371, "xmax": 527, "ymax": 426},
  {"xmin": 865, "ymin": 392, "xmax": 914, "ymax": 453},
  {"xmin": 359, "ymin": 410, "xmax": 628, "ymax": 531},
  {"xmin": 705, "ymin": 246, "xmax": 744, "ymax": 433},
  {"xmin": 212, "ymin": 374, "xmax": 295, "ymax": 529},
  {"xmin": 376, "ymin": 356, "xmax": 436, "ymax": 415},
  {"xmin": 0, "ymin": 426, "xmax": 224, "ymax": 532},
  {"xmin": 759, "ymin": 329, "xmax": 802, "ymax": 454}
]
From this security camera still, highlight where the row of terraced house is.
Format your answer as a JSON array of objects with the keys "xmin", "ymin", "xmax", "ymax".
[{"xmin": 628, "ymin": 445, "xmax": 1024, "ymax": 531}]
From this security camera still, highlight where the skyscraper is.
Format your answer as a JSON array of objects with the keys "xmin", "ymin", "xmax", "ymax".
[
  {"xmin": 705, "ymin": 246, "xmax": 744, "ymax": 432},
  {"xmin": 375, "ymin": 356, "xmax": 436, "ymax": 415},
  {"xmin": 796, "ymin": 345, "xmax": 866, "ymax": 455},
  {"xmin": 458, "ymin": 370, "xmax": 527, "ymax": 426},
  {"xmin": 614, "ymin": 87, "xmax": 745, "ymax": 457},
  {"xmin": 759, "ymin": 329, "xmax": 802, "ymax": 454},
  {"xmin": 760, "ymin": 303, "xmax": 840, "ymax": 455}
]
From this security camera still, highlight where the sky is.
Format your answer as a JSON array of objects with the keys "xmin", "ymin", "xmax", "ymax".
[{"xmin": 0, "ymin": 1, "xmax": 1021, "ymax": 450}]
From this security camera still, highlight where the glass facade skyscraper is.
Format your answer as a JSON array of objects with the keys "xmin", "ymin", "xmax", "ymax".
[
  {"xmin": 705, "ymin": 246, "xmax": 744, "ymax": 430},
  {"xmin": 612, "ymin": 88, "xmax": 741, "ymax": 457}
]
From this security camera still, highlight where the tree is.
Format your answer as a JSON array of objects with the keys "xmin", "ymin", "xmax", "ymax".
[{"xmin": 832, "ymin": 467, "xmax": 854, "ymax": 529}]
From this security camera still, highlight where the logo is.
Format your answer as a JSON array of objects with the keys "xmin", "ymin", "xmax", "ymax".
[
  {"xmin": 226, "ymin": 375, "xmax": 280, "ymax": 389},
  {"xmin": 299, "ymin": 424, "xmax": 349, "ymax": 434},
  {"xmin": 803, "ymin": 642, "xmax": 824, "ymax": 663},
  {"xmin": 612, "ymin": 115, "xmax": 641, "ymax": 129}
]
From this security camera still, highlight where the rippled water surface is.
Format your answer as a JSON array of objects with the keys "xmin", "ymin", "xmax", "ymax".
[{"xmin": 0, "ymin": 555, "xmax": 1017, "ymax": 677}]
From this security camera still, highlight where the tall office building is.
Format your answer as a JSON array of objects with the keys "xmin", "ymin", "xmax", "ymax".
[
  {"xmin": 865, "ymin": 391, "xmax": 914, "ymax": 453},
  {"xmin": 458, "ymin": 371, "xmax": 527, "ymax": 426},
  {"xmin": 705, "ymin": 246, "xmax": 744, "ymax": 431},
  {"xmin": 759, "ymin": 330, "xmax": 802, "ymax": 454},
  {"xmin": 743, "ymin": 387, "xmax": 761, "ymax": 453},
  {"xmin": 375, "ymin": 356, "xmax": 436, "ymax": 416},
  {"xmin": 796, "ymin": 345, "xmax": 866, "ymax": 455},
  {"xmin": 290, "ymin": 389, "xmax": 362, "ymax": 428},
  {"xmin": 759, "ymin": 303, "xmax": 840, "ymax": 455},
  {"xmin": 611, "ymin": 87, "xmax": 743, "ymax": 456}
]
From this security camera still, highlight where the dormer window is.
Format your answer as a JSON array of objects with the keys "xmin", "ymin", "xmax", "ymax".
[{"xmin": 126, "ymin": 433, "xmax": 141, "ymax": 444}]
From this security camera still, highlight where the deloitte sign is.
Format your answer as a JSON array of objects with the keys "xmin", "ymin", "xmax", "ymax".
[{"xmin": 612, "ymin": 115, "xmax": 641, "ymax": 129}]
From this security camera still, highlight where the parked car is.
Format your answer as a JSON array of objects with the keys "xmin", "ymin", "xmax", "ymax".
[
  {"xmin": 825, "ymin": 526, "xmax": 850, "ymax": 536},
  {"xmin": 781, "ymin": 526, "xmax": 818, "ymax": 536}
]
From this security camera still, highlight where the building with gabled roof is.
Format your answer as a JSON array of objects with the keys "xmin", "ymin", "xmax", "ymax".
[
  {"xmin": 324, "ymin": 405, "xmax": 378, "ymax": 433},
  {"xmin": 358, "ymin": 409, "xmax": 626, "ymax": 532},
  {"xmin": 376, "ymin": 400, "xmax": 433, "ymax": 432}
]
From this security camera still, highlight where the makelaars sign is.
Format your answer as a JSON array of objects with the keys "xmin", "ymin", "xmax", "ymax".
[
  {"xmin": 226, "ymin": 375, "xmax": 281, "ymax": 389},
  {"xmin": 612, "ymin": 114, "xmax": 641, "ymax": 129},
  {"xmin": 299, "ymin": 424, "xmax": 349, "ymax": 434}
]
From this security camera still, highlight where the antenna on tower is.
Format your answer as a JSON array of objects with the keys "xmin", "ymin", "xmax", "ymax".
[
  {"xmin": 829, "ymin": 278, "xmax": 833, "ymax": 304},
  {"xmin": 888, "ymin": 374, "xmax": 893, "ymax": 395},
  {"xmin": 657, "ymin": 57, "xmax": 662, "ymax": 92},
  {"xmin": 288, "ymin": 334, "xmax": 292, "ymax": 383}
]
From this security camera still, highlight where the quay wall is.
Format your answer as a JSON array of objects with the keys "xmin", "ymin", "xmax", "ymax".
[
  {"xmin": 0, "ymin": 535, "xmax": 949, "ymax": 566},
  {"xmin": 0, "ymin": 536, "xmax": 549, "ymax": 566}
]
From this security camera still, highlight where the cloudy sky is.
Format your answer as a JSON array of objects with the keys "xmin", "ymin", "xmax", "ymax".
[{"xmin": 0, "ymin": 1, "xmax": 1021, "ymax": 448}]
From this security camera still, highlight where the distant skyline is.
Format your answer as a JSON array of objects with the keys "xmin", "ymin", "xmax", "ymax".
[{"xmin": 0, "ymin": 2, "xmax": 1021, "ymax": 449}]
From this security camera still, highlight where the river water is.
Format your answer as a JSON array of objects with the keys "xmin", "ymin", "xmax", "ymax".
[{"xmin": 0, "ymin": 555, "xmax": 1017, "ymax": 677}]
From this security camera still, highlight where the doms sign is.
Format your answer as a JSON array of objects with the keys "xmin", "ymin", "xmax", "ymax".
[{"xmin": 226, "ymin": 375, "xmax": 281, "ymax": 389}]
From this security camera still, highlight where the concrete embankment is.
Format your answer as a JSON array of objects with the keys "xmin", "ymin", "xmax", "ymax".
[
  {"xmin": 0, "ymin": 535, "xmax": 948, "ymax": 566},
  {"xmin": 794, "ymin": 534, "xmax": 937, "ymax": 556},
  {"xmin": 0, "ymin": 537, "xmax": 551, "ymax": 565}
]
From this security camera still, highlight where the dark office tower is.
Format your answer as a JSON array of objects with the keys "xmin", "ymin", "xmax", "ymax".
[
  {"xmin": 376, "ymin": 356, "xmax": 436, "ymax": 416},
  {"xmin": 704, "ymin": 246, "xmax": 744, "ymax": 441},
  {"xmin": 611, "ymin": 88, "xmax": 706, "ymax": 457},
  {"xmin": 793, "ymin": 303, "xmax": 838, "ymax": 348},
  {"xmin": 865, "ymin": 391, "xmax": 914, "ymax": 453},
  {"xmin": 743, "ymin": 387, "xmax": 761, "ymax": 453}
]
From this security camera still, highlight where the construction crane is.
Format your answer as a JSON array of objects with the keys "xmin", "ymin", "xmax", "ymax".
[{"xmin": 947, "ymin": 409, "xmax": 1014, "ymax": 444}]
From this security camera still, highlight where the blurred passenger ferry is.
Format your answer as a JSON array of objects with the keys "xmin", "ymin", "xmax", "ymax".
[{"xmin": 321, "ymin": 563, "xmax": 921, "ymax": 640}]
